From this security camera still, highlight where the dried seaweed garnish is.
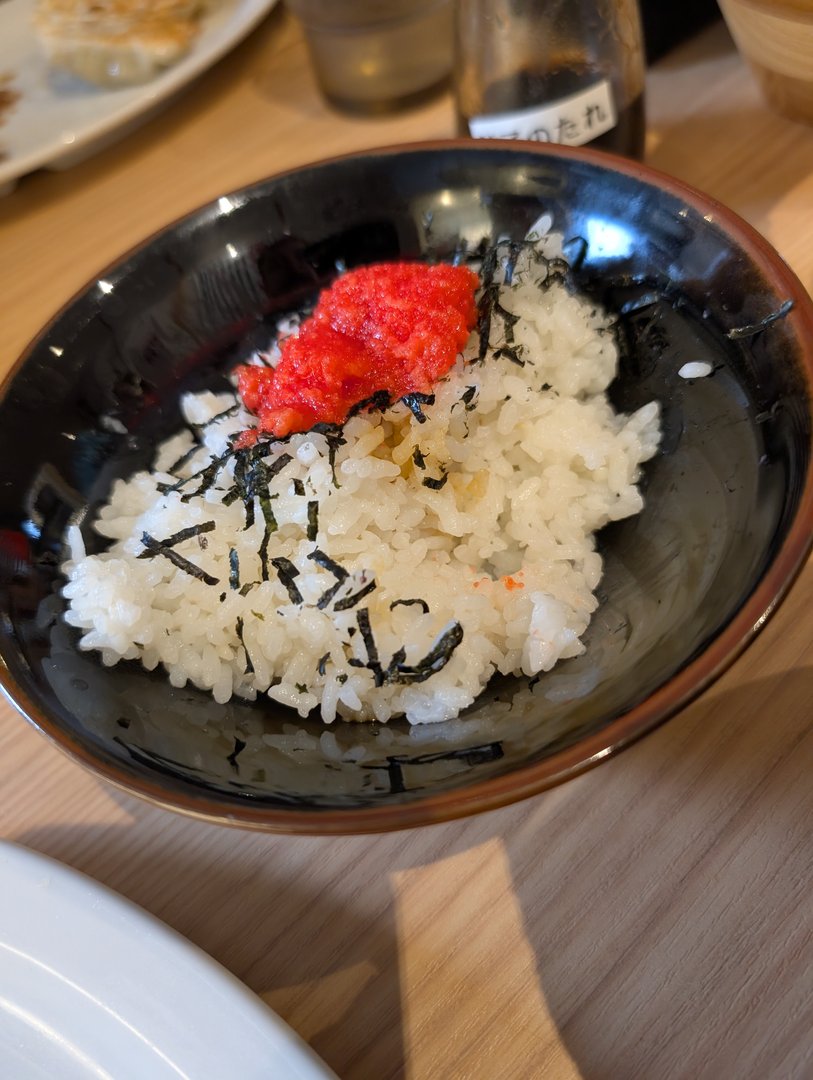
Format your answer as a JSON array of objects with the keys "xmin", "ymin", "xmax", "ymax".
[
  {"xmin": 347, "ymin": 389, "xmax": 391, "ymax": 419},
  {"xmin": 249, "ymin": 453, "xmax": 290, "ymax": 530},
  {"xmin": 264, "ymin": 451, "xmax": 294, "ymax": 481},
  {"xmin": 460, "ymin": 385, "xmax": 478, "ymax": 410},
  {"xmin": 352, "ymin": 607, "xmax": 463, "ymax": 687},
  {"xmin": 309, "ymin": 548, "xmax": 349, "ymax": 609},
  {"xmin": 239, "ymin": 581, "xmax": 258, "ymax": 597},
  {"xmin": 493, "ymin": 296, "xmax": 520, "ymax": 343},
  {"xmin": 401, "ymin": 392, "xmax": 435, "ymax": 424},
  {"xmin": 292, "ymin": 478, "xmax": 305, "ymax": 496},
  {"xmin": 412, "ymin": 446, "xmax": 427, "ymax": 470},
  {"xmin": 538, "ymin": 255, "xmax": 572, "ymax": 292},
  {"xmin": 307, "ymin": 500, "xmax": 319, "ymax": 541},
  {"xmin": 296, "ymin": 682, "xmax": 308, "ymax": 694},
  {"xmin": 333, "ymin": 577, "xmax": 377, "ymax": 612},
  {"xmin": 355, "ymin": 607, "xmax": 384, "ymax": 685},
  {"xmin": 475, "ymin": 243, "xmax": 500, "ymax": 361},
  {"xmin": 166, "ymin": 440, "xmax": 202, "ymax": 477},
  {"xmin": 227, "ymin": 736, "xmax": 246, "ymax": 771},
  {"xmin": 140, "ymin": 520, "xmax": 216, "ymax": 549},
  {"xmin": 502, "ymin": 240, "xmax": 525, "ymax": 285},
  {"xmin": 389, "ymin": 621, "xmax": 464, "ymax": 684},
  {"xmin": 315, "ymin": 580, "xmax": 344, "ymax": 610},
  {"xmin": 494, "ymin": 344, "xmax": 526, "ymax": 367},
  {"xmin": 229, "ymin": 547, "xmax": 240, "ymax": 590},
  {"xmin": 726, "ymin": 300, "xmax": 793, "ymax": 339},
  {"xmin": 317, "ymin": 652, "xmax": 330, "ymax": 676},
  {"xmin": 259, "ymin": 524, "xmax": 273, "ymax": 581},
  {"xmin": 308, "ymin": 548, "xmax": 348, "ymax": 580},
  {"xmin": 271, "ymin": 556, "xmax": 303, "ymax": 604},
  {"xmin": 138, "ymin": 531, "xmax": 218, "ymax": 585},
  {"xmin": 390, "ymin": 598, "xmax": 430, "ymax": 614},
  {"xmin": 159, "ymin": 449, "xmax": 232, "ymax": 502},
  {"xmin": 311, "ymin": 423, "xmax": 346, "ymax": 487},
  {"xmin": 235, "ymin": 616, "xmax": 254, "ymax": 673},
  {"xmin": 337, "ymin": 673, "xmax": 348, "ymax": 685},
  {"xmin": 197, "ymin": 401, "xmax": 240, "ymax": 431},
  {"xmin": 422, "ymin": 471, "xmax": 448, "ymax": 491}
]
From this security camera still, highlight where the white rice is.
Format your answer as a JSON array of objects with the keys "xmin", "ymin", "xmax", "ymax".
[{"xmin": 61, "ymin": 240, "xmax": 660, "ymax": 725}]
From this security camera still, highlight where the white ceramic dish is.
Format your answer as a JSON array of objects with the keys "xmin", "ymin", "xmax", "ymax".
[
  {"xmin": 0, "ymin": 841, "xmax": 335, "ymax": 1079},
  {"xmin": 0, "ymin": 0, "xmax": 278, "ymax": 194}
]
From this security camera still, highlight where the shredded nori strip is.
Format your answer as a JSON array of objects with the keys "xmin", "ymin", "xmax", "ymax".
[
  {"xmin": 137, "ymin": 520, "xmax": 216, "ymax": 549},
  {"xmin": 265, "ymin": 451, "xmax": 294, "ymax": 480},
  {"xmin": 494, "ymin": 344, "xmax": 526, "ymax": 367},
  {"xmin": 311, "ymin": 423, "xmax": 346, "ymax": 487},
  {"xmin": 422, "ymin": 471, "xmax": 448, "ymax": 490},
  {"xmin": 333, "ymin": 577, "xmax": 377, "ymax": 612},
  {"xmin": 226, "ymin": 736, "xmax": 246, "ymax": 771},
  {"xmin": 239, "ymin": 581, "xmax": 258, "ymax": 597},
  {"xmin": 166, "ymin": 440, "xmax": 202, "ymax": 477},
  {"xmin": 259, "ymin": 524, "xmax": 273, "ymax": 581},
  {"xmin": 315, "ymin": 580, "xmax": 345, "ymax": 610},
  {"xmin": 347, "ymin": 389, "xmax": 391, "ymax": 418},
  {"xmin": 317, "ymin": 652, "xmax": 330, "ymax": 676},
  {"xmin": 307, "ymin": 500, "xmax": 319, "ymax": 541},
  {"xmin": 337, "ymin": 673, "xmax": 348, "ymax": 684},
  {"xmin": 401, "ymin": 392, "xmax": 435, "ymax": 424},
  {"xmin": 355, "ymin": 607, "xmax": 385, "ymax": 685},
  {"xmin": 173, "ymin": 449, "xmax": 233, "ymax": 502},
  {"xmin": 412, "ymin": 446, "xmax": 427, "ymax": 469},
  {"xmin": 198, "ymin": 401, "xmax": 240, "ymax": 430},
  {"xmin": 461, "ymin": 385, "xmax": 477, "ymax": 410},
  {"xmin": 292, "ymin": 478, "xmax": 305, "ymax": 496},
  {"xmin": 307, "ymin": 548, "xmax": 351, "ymax": 609},
  {"xmin": 235, "ymin": 617, "xmax": 254, "ymax": 674},
  {"xmin": 493, "ymin": 296, "xmax": 520, "ymax": 343},
  {"xmin": 229, "ymin": 548, "xmax": 240, "ymax": 590},
  {"xmin": 389, "ymin": 621, "xmax": 464, "ymax": 684},
  {"xmin": 138, "ymin": 532, "xmax": 218, "ymax": 585},
  {"xmin": 308, "ymin": 548, "xmax": 348, "ymax": 580},
  {"xmin": 475, "ymin": 244, "xmax": 500, "ymax": 361},
  {"xmin": 390, "ymin": 598, "xmax": 430, "ymax": 614},
  {"xmin": 271, "ymin": 556, "xmax": 303, "ymax": 604}
]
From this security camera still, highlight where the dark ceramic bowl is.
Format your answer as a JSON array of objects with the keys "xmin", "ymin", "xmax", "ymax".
[{"xmin": 2, "ymin": 143, "xmax": 812, "ymax": 833}]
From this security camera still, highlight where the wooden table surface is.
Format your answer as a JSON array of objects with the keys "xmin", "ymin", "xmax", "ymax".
[{"xmin": 2, "ymin": 11, "xmax": 812, "ymax": 1079}]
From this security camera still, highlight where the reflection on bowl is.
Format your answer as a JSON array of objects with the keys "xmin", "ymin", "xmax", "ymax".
[{"xmin": 0, "ymin": 142, "xmax": 811, "ymax": 833}]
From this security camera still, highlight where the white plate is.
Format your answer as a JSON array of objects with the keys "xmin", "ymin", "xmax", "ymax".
[
  {"xmin": 0, "ymin": 0, "xmax": 278, "ymax": 193},
  {"xmin": 0, "ymin": 841, "xmax": 335, "ymax": 1080}
]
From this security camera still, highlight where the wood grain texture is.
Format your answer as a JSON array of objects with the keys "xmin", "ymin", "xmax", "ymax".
[{"xmin": 1, "ymin": 14, "xmax": 812, "ymax": 1079}]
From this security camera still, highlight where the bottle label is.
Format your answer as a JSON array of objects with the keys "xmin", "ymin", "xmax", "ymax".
[{"xmin": 469, "ymin": 78, "xmax": 617, "ymax": 146}]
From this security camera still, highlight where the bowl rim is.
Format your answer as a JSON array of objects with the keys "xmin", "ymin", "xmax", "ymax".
[{"xmin": 3, "ymin": 138, "xmax": 813, "ymax": 834}]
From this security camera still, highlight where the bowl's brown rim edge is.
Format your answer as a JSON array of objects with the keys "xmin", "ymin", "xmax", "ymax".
[{"xmin": 2, "ymin": 138, "xmax": 813, "ymax": 834}]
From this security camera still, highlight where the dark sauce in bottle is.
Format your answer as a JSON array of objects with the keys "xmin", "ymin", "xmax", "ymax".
[{"xmin": 459, "ymin": 63, "xmax": 646, "ymax": 159}]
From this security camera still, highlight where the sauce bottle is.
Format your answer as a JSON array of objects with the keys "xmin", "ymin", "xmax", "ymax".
[{"xmin": 454, "ymin": 0, "xmax": 647, "ymax": 158}]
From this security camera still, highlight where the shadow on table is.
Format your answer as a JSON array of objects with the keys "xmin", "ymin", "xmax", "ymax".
[{"xmin": 502, "ymin": 665, "xmax": 813, "ymax": 1080}]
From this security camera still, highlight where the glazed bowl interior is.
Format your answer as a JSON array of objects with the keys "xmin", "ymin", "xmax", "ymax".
[{"xmin": 1, "ymin": 143, "xmax": 811, "ymax": 832}]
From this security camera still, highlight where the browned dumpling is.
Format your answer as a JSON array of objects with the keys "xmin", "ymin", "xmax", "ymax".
[{"xmin": 33, "ymin": 0, "xmax": 211, "ymax": 86}]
